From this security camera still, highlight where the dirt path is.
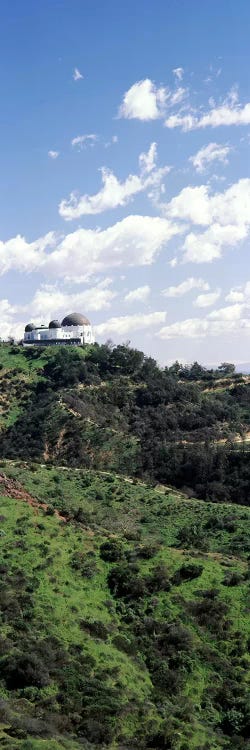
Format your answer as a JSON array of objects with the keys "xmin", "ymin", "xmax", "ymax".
[{"xmin": 0, "ymin": 472, "xmax": 67, "ymax": 522}]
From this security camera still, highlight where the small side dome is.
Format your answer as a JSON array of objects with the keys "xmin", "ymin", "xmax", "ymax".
[
  {"xmin": 25, "ymin": 323, "xmax": 35, "ymax": 332},
  {"xmin": 61, "ymin": 312, "xmax": 90, "ymax": 327},
  {"xmin": 49, "ymin": 319, "xmax": 61, "ymax": 329}
]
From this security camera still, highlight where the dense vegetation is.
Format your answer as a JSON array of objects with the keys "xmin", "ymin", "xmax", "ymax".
[
  {"xmin": 0, "ymin": 343, "xmax": 250, "ymax": 504},
  {"xmin": 0, "ymin": 343, "xmax": 249, "ymax": 749}
]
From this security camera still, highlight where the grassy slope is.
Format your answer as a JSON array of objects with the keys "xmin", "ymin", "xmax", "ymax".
[
  {"xmin": 0, "ymin": 345, "xmax": 249, "ymax": 748},
  {"xmin": 0, "ymin": 461, "xmax": 250, "ymax": 749}
]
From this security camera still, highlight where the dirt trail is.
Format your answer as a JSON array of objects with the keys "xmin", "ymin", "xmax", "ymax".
[{"xmin": 0, "ymin": 472, "xmax": 67, "ymax": 522}]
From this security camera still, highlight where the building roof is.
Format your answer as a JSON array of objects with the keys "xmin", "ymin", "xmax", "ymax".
[
  {"xmin": 61, "ymin": 312, "xmax": 90, "ymax": 327},
  {"xmin": 25, "ymin": 323, "xmax": 35, "ymax": 332},
  {"xmin": 49, "ymin": 319, "xmax": 61, "ymax": 329}
]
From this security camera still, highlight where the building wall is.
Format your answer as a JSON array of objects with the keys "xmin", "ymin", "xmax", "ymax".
[{"xmin": 24, "ymin": 324, "xmax": 95, "ymax": 345}]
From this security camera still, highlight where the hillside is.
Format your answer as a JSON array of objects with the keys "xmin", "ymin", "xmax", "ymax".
[
  {"xmin": 0, "ymin": 343, "xmax": 249, "ymax": 749},
  {"xmin": 0, "ymin": 342, "xmax": 250, "ymax": 503}
]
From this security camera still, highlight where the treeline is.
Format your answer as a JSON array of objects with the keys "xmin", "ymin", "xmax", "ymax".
[{"xmin": 1, "ymin": 343, "xmax": 250, "ymax": 505}]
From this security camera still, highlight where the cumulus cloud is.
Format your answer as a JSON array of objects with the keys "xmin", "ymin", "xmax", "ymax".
[
  {"xmin": 158, "ymin": 315, "xmax": 249, "ymax": 340},
  {"xmin": 0, "ymin": 216, "xmax": 181, "ymax": 282},
  {"xmin": 163, "ymin": 178, "xmax": 250, "ymax": 263},
  {"xmin": 165, "ymin": 89, "xmax": 250, "ymax": 130},
  {"xmin": 22, "ymin": 279, "xmax": 116, "ymax": 320},
  {"xmin": 0, "ymin": 232, "xmax": 57, "ymax": 276},
  {"xmin": 166, "ymin": 178, "xmax": 250, "ymax": 227},
  {"xmin": 193, "ymin": 289, "xmax": 221, "ymax": 307},
  {"xmin": 59, "ymin": 143, "xmax": 170, "ymax": 220},
  {"xmin": 183, "ymin": 223, "xmax": 248, "ymax": 263},
  {"xmin": 189, "ymin": 142, "xmax": 231, "ymax": 173},
  {"xmin": 48, "ymin": 150, "xmax": 59, "ymax": 159},
  {"xmin": 208, "ymin": 303, "xmax": 244, "ymax": 321},
  {"xmin": 166, "ymin": 185, "xmax": 211, "ymax": 225},
  {"xmin": 124, "ymin": 285, "xmax": 150, "ymax": 303},
  {"xmin": 118, "ymin": 77, "xmax": 188, "ymax": 121},
  {"xmin": 139, "ymin": 142, "xmax": 157, "ymax": 174},
  {"xmin": 158, "ymin": 297, "xmax": 250, "ymax": 340},
  {"xmin": 95, "ymin": 311, "xmax": 167, "ymax": 337},
  {"xmin": 0, "ymin": 299, "xmax": 25, "ymax": 342},
  {"xmin": 73, "ymin": 67, "xmax": 83, "ymax": 81},
  {"xmin": 225, "ymin": 287, "xmax": 244, "ymax": 303},
  {"xmin": 173, "ymin": 67, "xmax": 184, "ymax": 81},
  {"xmin": 118, "ymin": 78, "xmax": 167, "ymax": 120},
  {"xmin": 71, "ymin": 134, "xmax": 98, "ymax": 149},
  {"xmin": 162, "ymin": 277, "xmax": 209, "ymax": 298}
]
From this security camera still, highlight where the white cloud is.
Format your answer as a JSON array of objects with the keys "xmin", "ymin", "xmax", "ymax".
[
  {"xmin": 208, "ymin": 303, "xmax": 244, "ymax": 321},
  {"xmin": 118, "ymin": 77, "xmax": 188, "ymax": 121},
  {"xmin": 165, "ymin": 93, "xmax": 250, "ymax": 131},
  {"xmin": 73, "ymin": 67, "xmax": 83, "ymax": 81},
  {"xmin": 0, "ymin": 299, "xmax": 23, "ymax": 342},
  {"xmin": 104, "ymin": 135, "xmax": 119, "ymax": 149},
  {"xmin": 158, "ymin": 318, "xmax": 209, "ymax": 339},
  {"xmin": 173, "ymin": 67, "xmax": 184, "ymax": 81},
  {"xmin": 189, "ymin": 142, "xmax": 231, "ymax": 173},
  {"xmin": 166, "ymin": 185, "xmax": 211, "ymax": 225},
  {"xmin": 95, "ymin": 311, "xmax": 167, "ymax": 337},
  {"xmin": 0, "ymin": 215, "xmax": 181, "ymax": 282},
  {"xmin": 22, "ymin": 279, "xmax": 116, "ymax": 319},
  {"xmin": 162, "ymin": 277, "xmax": 209, "ymax": 298},
  {"xmin": 48, "ymin": 150, "xmax": 59, "ymax": 159},
  {"xmin": 157, "ymin": 314, "xmax": 249, "ymax": 340},
  {"xmin": 225, "ymin": 287, "xmax": 244, "ymax": 303},
  {"xmin": 193, "ymin": 289, "xmax": 221, "ymax": 308},
  {"xmin": 0, "ymin": 232, "xmax": 57, "ymax": 276},
  {"xmin": 59, "ymin": 143, "xmax": 170, "ymax": 219},
  {"xmin": 163, "ymin": 178, "xmax": 250, "ymax": 263},
  {"xmin": 158, "ymin": 296, "xmax": 250, "ymax": 340},
  {"xmin": 71, "ymin": 134, "xmax": 98, "ymax": 149},
  {"xmin": 139, "ymin": 142, "xmax": 157, "ymax": 174},
  {"xmin": 50, "ymin": 215, "xmax": 180, "ymax": 281},
  {"xmin": 170, "ymin": 87, "xmax": 187, "ymax": 106},
  {"xmin": 124, "ymin": 285, "xmax": 150, "ymax": 303},
  {"xmin": 118, "ymin": 79, "xmax": 167, "ymax": 120},
  {"xmin": 183, "ymin": 223, "xmax": 248, "ymax": 263},
  {"xmin": 166, "ymin": 179, "xmax": 250, "ymax": 227},
  {"xmin": 169, "ymin": 257, "xmax": 178, "ymax": 268}
]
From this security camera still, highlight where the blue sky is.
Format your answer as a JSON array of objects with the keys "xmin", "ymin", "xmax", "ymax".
[{"xmin": 0, "ymin": 0, "xmax": 250, "ymax": 364}]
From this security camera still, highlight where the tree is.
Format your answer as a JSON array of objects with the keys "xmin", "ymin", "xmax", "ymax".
[{"xmin": 218, "ymin": 363, "xmax": 236, "ymax": 376}]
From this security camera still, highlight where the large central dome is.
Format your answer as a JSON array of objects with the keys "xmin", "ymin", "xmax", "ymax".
[{"xmin": 61, "ymin": 312, "xmax": 90, "ymax": 327}]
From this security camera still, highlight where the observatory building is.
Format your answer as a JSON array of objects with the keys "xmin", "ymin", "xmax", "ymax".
[{"xmin": 23, "ymin": 313, "xmax": 95, "ymax": 346}]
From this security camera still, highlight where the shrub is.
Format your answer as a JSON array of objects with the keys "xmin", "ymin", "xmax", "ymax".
[
  {"xmin": 223, "ymin": 571, "xmax": 244, "ymax": 586},
  {"xmin": 2, "ymin": 652, "xmax": 50, "ymax": 689},
  {"xmin": 99, "ymin": 539, "xmax": 124, "ymax": 562},
  {"xmin": 147, "ymin": 563, "xmax": 171, "ymax": 593},
  {"xmin": 107, "ymin": 563, "xmax": 147, "ymax": 600},
  {"xmin": 172, "ymin": 563, "xmax": 203, "ymax": 585}
]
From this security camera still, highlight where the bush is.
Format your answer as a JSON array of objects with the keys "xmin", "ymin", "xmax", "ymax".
[
  {"xmin": 172, "ymin": 563, "xmax": 203, "ymax": 585},
  {"xmin": 99, "ymin": 539, "xmax": 124, "ymax": 562},
  {"xmin": 147, "ymin": 563, "xmax": 171, "ymax": 593},
  {"xmin": 2, "ymin": 652, "xmax": 50, "ymax": 689},
  {"xmin": 107, "ymin": 563, "xmax": 147, "ymax": 600},
  {"xmin": 223, "ymin": 571, "xmax": 244, "ymax": 586}
]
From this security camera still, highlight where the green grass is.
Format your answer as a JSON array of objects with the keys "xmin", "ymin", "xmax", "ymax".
[
  {"xmin": 0, "ymin": 343, "xmax": 249, "ymax": 748},
  {"xmin": 0, "ymin": 462, "xmax": 249, "ymax": 748},
  {"xmin": 3, "ymin": 460, "xmax": 250, "ymax": 557}
]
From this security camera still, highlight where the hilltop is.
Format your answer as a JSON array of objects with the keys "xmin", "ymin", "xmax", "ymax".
[
  {"xmin": 0, "ymin": 342, "xmax": 250, "ymax": 503},
  {"xmin": 0, "ymin": 342, "xmax": 249, "ymax": 750}
]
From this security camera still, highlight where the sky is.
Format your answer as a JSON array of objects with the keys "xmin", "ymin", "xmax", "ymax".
[{"xmin": 0, "ymin": 0, "xmax": 250, "ymax": 365}]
